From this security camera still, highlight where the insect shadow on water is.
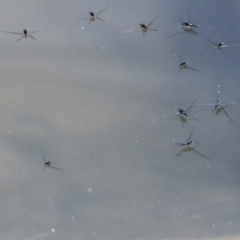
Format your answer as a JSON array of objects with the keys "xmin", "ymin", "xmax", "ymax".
[
  {"xmin": 4, "ymin": 29, "xmax": 39, "ymax": 42},
  {"xmin": 174, "ymin": 127, "xmax": 210, "ymax": 160},
  {"xmin": 161, "ymin": 98, "xmax": 200, "ymax": 128},
  {"xmin": 166, "ymin": 11, "xmax": 204, "ymax": 39},
  {"xmin": 42, "ymin": 154, "xmax": 63, "ymax": 171},
  {"xmin": 78, "ymin": 6, "xmax": 108, "ymax": 24},
  {"xmin": 207, "ymin": 38, "xmax": 238, "ymax": 51},
  {"xmin": 121, "ymin": 16, "xmax": 158, "ymax": 36},
  {"xmin": 193, "ymin": 96, "xmax": 236, "ymax": 123},
  {"xmin": 174, "ymin": 56, "xmax": 199, "ymax": 72}
]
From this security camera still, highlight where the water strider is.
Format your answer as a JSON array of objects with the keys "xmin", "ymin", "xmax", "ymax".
[
  {"xmin": 207, "ymin": 39, "xmax": 238, "ymax": 50},
  {"xmin": 122, "ymin": 16, "xmax": 158, "ymax": 36},
  {"xmin": 177, "ymin": 56, "xmax": 199, "ymax": 72},
  {"xmin": 175, "ymin": 127, "xmax": 210, "ymax": 160},
  {"xmin": 193, "ymin": 96, "xmax": 236, "ymax": 123},
  {"xmin": 162, "ymin": 98, "xmax": 200, "ymax": 128},
  {"xmin": 4, "ymin": 29, "xmax": 39, "ymax": 42},
  {"xmin": 42, "ymin": 154, "xmax": 63, "ymax": 171},
  {"xmin": 80, "ymin": 6, "xmax": 108, "ymax": 24},
  {"xmin": 166, "ymin": 11, "xmax": 203, "ymax": 38}
]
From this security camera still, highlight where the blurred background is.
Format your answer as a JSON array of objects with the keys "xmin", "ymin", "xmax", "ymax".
[{"xmin": 0, "ymin": 0, "xmax": 240, "ymax": 239}]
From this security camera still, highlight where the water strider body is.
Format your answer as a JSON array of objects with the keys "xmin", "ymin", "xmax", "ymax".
[
  {"xmin": 194, "ymin": 96, "xmax": 236, "ymax": 123},
  {"xmin": 42, "ymin": 154, "xmax": 63, "ymax": 171},
  {"xmin": 4, "ymin": 29, "xmax": 39, "ymax": 42},
  {"xmin": 207, "ymin": 39, "xmax": 238, "ymax": 50},
  {"xmin": 122, "ymin": 16, "xmax": 158, "ymax": 36},
  {"xmin": 80, "ymin": 6, "xmax": 108, "ymax": 24},
  {"xmin": 162, "ymin": 98, "xmax": 200, "ymax": 128},
  {"xmin": 175, "ymin": 128, "xmax": 210, "ymax": 160},
  {"xmin": 178, "ymin": 57, "xmax": 199, "ymax": 72},
  {"xmin": 166, "ymin": 11, "xmax": 203, "ymax": 38}
]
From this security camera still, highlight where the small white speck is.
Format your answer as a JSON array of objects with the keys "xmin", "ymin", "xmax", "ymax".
[
  {"xmin": 81, "ymin": 26, "xmax": 84, "ymax": 29},
  {"xmin": 51, "ymin": 228, "xmax": 55, "ymax": 233},
  {"xmin": 102, "ymin": 47, "xmax": 105, "ymax": 49},
  {"xmin": 87, "ymin": 188, "xmax": 92, "ymax": 193}
]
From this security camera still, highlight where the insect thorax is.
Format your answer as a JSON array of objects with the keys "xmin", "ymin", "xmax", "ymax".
[
  {"xmin": 183, "ymin": 140, "xmax": 192, "ymax": 146},
  {"xmin": 178, "ymin": 109, "xmax": 187, "ymax": 116},
  {"xmin": 140, "ymin": 24, "xmax": 147, "ymax": 30},
  {"xmin": 180, "ymin": 62, "xmax": 187, "ymax": 68}
]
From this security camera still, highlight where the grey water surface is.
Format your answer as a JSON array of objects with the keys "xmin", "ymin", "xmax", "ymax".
[{"xmin": 0, "ymin": 1, "xmax": 240, "ymax": 240}]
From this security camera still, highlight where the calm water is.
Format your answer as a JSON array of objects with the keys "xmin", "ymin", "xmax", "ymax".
[{"xmin": 1, "ymin": 1, "xmax": 240, "ymax": 240}]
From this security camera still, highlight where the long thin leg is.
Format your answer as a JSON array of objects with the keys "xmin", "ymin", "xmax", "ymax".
[
  {"xmin": 148, "ymin": 28, "xmax": 157, "ymax": 32},
  {"xmin": 121, "ymin": 29, "xmax": 142, "ymax": 34},
  {"xmin": 186, "ymin": 127, "xmax": 195, "ymax": 141},
  {"xmin": 186, "ymin": 98, "xmax": 198, "ymax": 114},
  {"xmin": 28, "ymin": 35, "xmax": 36, "ymax": 40},
  {"xmin": 4, "ymin": 31, "xmax": 23, "ymax": 35},
  {"xmin": 186, "ymin": 66, "xmax": 199, "ymax": 71},
  {"xmin": 176, "ymin": 149, "xmax": 184, "ymax": 157},
  {"xmin": 96, "ymin": 16, "xmax": 105, "ymax": 22},
  {"xmin": 96, "ymin": 6, "xmax": 108, "ymax": 16},
  {"xmin": 187, "ymin": 10, "xmax": 193, "ymax": 24},
  {"xmin": 17, "ymin": 35, "xmax": 24, "ymax": 42},
  {"xmin": 42, "ymin": 154, "xmax": 46, "ymax": 163},
  {"xmin": 166, "ymin": 31, "xmax": 186, "ymax": 39},
  {"xmin": 49, "ymin": 166, "xmax": 63, "ymax": 171},
  {"xmin": 191, "ymin": 148, "xmax": 210, "ymax": 160},
  {"xmin": 187, "ymin": 114, "xmax": 200, "ymax": 121},
  {"xmin": 207, "ymin": 39, "xmax": 218, "ymax": 46},
  {"xmin": 147, "ymin": 16, "xmax": 158, "ymax": 27},
  {"xmin": 184, "ymin": 28, "xmax": 200, "ymax": 37},
  {"xmin": 222, "ymin": 107, "xmax": 235, "ymax": 123},
  {"xmin": 42, "ymin": 154, "xmax": 47, "ymax": 171}
]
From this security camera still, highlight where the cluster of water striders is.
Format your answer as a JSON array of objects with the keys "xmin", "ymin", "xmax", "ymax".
[{"xmin": 4, "ymin": 6, "xmax": 238, "ymax": 166}]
